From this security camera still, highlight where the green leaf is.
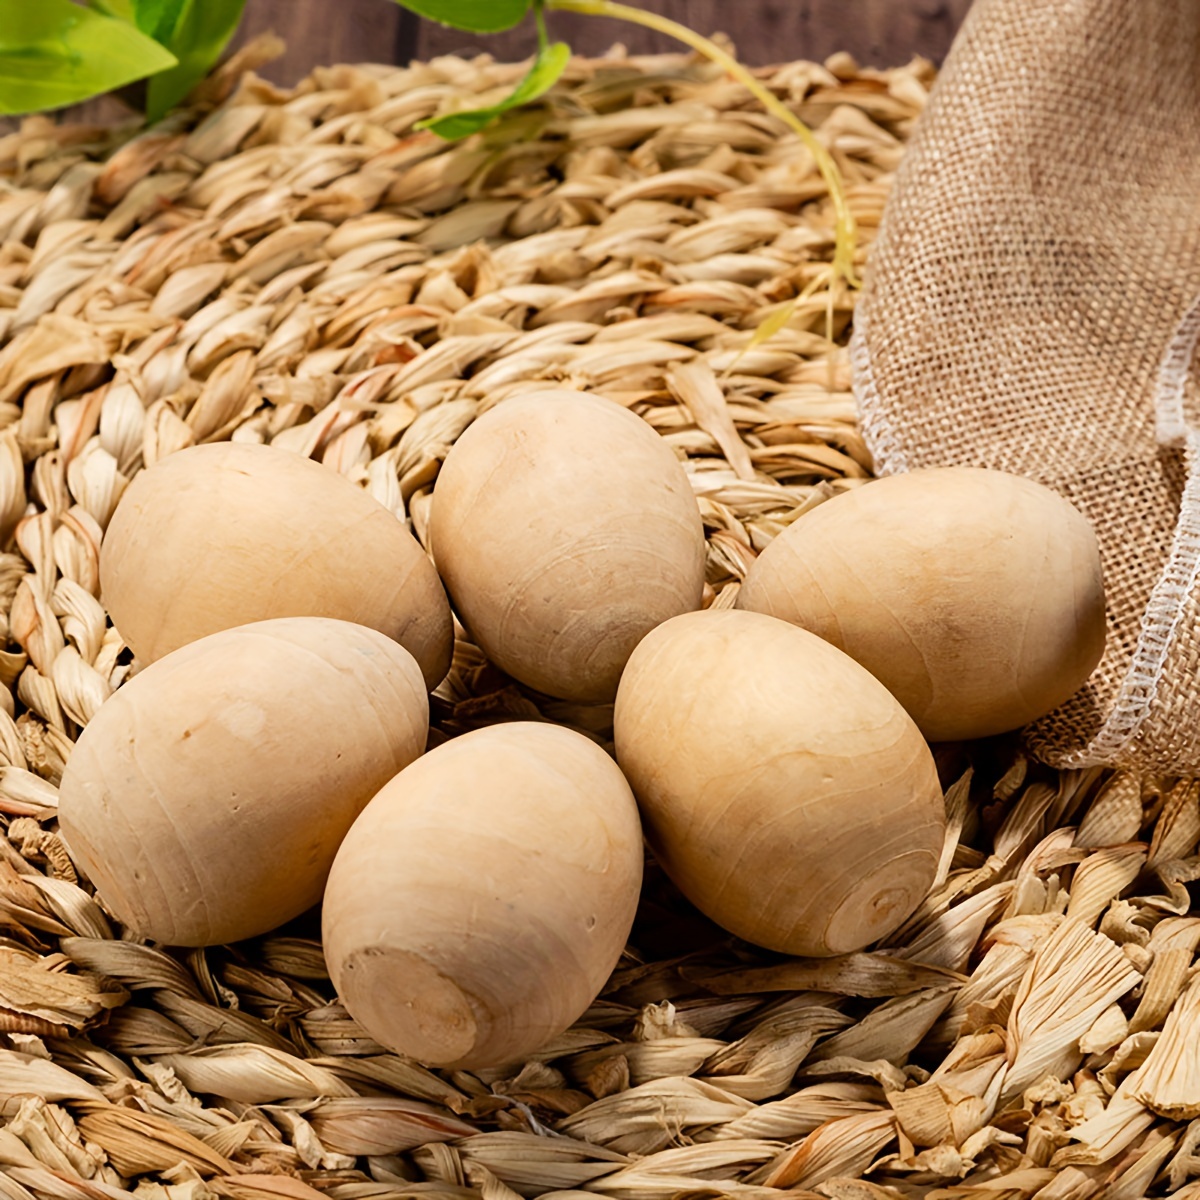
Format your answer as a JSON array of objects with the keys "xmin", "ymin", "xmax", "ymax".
[
  {"xmin": 390, "ymin": 0, "xmax": 531, "ymax": 34},
  {"xmin": 133, "ymin": 0, "xmax": 187, "ymax": 42},
  {"xmin": 144, "ymin": 0, "xmax": 246, "ymax": 122},
  {"xmin": 0, "ymin": 0, "xmax": 178, "ymax": 115},
  {"xmin": 417, "ymin": 40, "xmax": 570, "ymax": 141},
  {"xmin": 87, "ymin": 0, "xmax": 138, "ymax": 21}
]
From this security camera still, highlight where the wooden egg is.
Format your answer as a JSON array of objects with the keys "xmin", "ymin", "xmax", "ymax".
[
  {"xmin": 428, "ymin": 389, "xmax": 706, "ymax": 703},
  {"xmin": 323, "ymin": 721, "xmax": 644, "ymax": 1069},
  {"xmin": 614, "ymin": 609, "xmax": 945, "ymax": 957},
  {"xmin": 101, "ymin": 442, "xmax": 453, "ymax": 689},
  {"xmin": 736, "ymin": 467, "xmax": 1106, "ymax": 741},
  {"xmin": 59, "ymin": 618, "xmax": 429, "ymax": 946}
]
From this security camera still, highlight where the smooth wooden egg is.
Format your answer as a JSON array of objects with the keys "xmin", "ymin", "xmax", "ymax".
[
  {"xmin": 736, "ymin": 467, "xmax": 1106, "ymax": 741},
  {"xmin": 101, "ymin": 442, "xmax": 453, "ymax": 689},
  {"xmin": 428, "ymin": 390, "xmax": 706, "ymax": 703},
  {"xmin": 614, "ymin": 609, "xmax": 944, "ymax": 957},
  {"xmin": 59, "ymin": 617, "xmax": 429, "ymax": 946},
  {"xmin": 323, "ymin": 721, "xmax": 644, "ymax": 1069}
]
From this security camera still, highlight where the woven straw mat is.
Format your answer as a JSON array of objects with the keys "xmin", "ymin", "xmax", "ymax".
[{"xmin": 0, "ymin": 39, "xmax": 1196, "ymax": 1200}]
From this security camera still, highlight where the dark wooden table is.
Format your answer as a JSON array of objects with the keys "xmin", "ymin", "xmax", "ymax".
[{"xmin": 236, "ymin": 0, "xmax": 973, "ymax": 86}]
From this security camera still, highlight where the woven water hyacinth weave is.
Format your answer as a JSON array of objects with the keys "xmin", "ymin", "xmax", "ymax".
[{"xmin": 0, "ymin": 39, "xmax": 1196, "ymax": 1200}]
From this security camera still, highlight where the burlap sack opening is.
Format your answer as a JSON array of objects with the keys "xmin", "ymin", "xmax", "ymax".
[{"xmin": 851, "ymin": 0, "xmax": 1200, "ymax": 773}]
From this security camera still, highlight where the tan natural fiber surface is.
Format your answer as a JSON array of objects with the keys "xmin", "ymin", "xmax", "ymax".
[
  {"xmin": 0, "ymin": 42, "xmax": 1196, "ymax": 1200},
  {"xmin": 852, "ymin": 0, "xmax": 1200, "ymax": 775}
]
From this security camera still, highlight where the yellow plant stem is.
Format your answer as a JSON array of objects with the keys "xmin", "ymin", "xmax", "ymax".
[{"xmin": 545, "ymin": 0, "xmax": 859, "ymax": 287}]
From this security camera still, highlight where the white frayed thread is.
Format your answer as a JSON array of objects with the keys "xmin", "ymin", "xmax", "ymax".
[
  {"xmin": 1056, "ymin": 291, "xmax": 1200, "ymax": 766},
  {"xmin": 1155, "ymin": 292, "xmax": 1200, "ymax": 448},
  {"xmin": 850, "ymin": 306, "xmax": 911, "ymax": 477}
]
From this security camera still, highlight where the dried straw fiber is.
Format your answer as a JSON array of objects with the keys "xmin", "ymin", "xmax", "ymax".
[
  {"xmin": 0, "ymin": 36, "xmax": 1196, "ymax": 1200},
  {"xmin": 852, "ymin": 0, "xmax": 1200, "ymax": 774}
]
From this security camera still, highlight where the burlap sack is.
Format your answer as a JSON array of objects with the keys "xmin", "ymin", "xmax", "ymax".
[{"xmin": 851, "ymin": 0, "xmax": 1200, "ymax": 773}]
